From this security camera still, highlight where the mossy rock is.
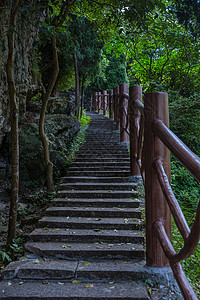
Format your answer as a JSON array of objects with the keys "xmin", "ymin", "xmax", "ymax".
[{"xmin": 6, "ymin": 114, "xmax": 80, "ymax": 181}]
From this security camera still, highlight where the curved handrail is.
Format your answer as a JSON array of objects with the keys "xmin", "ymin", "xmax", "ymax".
[
  {"xmin": 152, "ymin": 118, "xmax": 200, "ymax": 182},
  {"xmin": 154, "ymin": 220, "xmax": 198, "ymax": 300},
  {"xmin": 154, "ymin": 158, "xmax": 190, "ymax": 241}
]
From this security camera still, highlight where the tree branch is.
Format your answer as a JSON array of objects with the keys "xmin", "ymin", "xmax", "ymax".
[{"xmin": 40, "ymin": 61, "xmax": 54, "ymax": 74}]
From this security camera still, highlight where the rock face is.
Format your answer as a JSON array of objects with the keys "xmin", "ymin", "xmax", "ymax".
[
  {"xmin": 0, "ymin": 0, "xmax": 45, "ymax": 146},
  {"xmin": 2, "ymin": 96, "xmax": 80, "ymax": 181},
  {"xmin": 0, "ymin": 2, "xmax": 80, "ymax": 181}
]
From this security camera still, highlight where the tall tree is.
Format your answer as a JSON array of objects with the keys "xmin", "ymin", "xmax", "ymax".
[
  {"xmin": 38, "ymin": 0, "xmax": 76, "ymax": 193},
  {"xmin": 6, "ymin": 0, "xmax": 22, "ymax": 252}
]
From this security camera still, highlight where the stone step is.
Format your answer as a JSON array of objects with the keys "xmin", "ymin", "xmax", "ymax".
[
  {"xmin": 78, "ymin": 151, "xmax": 129, "ymax": 155},
  {"xmin": 59, "ymin": 182, "xmax": 137, "ymax": 191},
  {"xmin": 39, "ymin": 217, "xmax": 142, "ymax": 230},
  {"xmin": 66, "ymin": 171, "xmax": 130, "ymax": 177},
  {"xmin": 52, "ymin": 198, "xmax": 140, "ymax": 208},
  {"xmin": 75, "ymin": 158, "xmax": 130, "ymax": 162},
  {"xmin": 76, "ymin": 154, "xmax": 129, "ymax": 159},
  {"xmin": 70, "ymin": 162, "xmax": 130, "ymax": 168},
  {"xmin": 25, "ymin": 242, "xmax": 144, "ymax": 260},
  {"xmin": 57, "ymin": 190, "xmax": 138, "ymax": 199},
  {"xmin": 45, "ymin": 207, "xmax": 141, "ymax": 219},
  {"xmin": 61, "ymin": 176, "xmax": 135, "ymax": 183},
  {"xmin": 2, "ymin": 259, "xmax": 147, "ymax": 281},
  {"xmin": 28, "ymin": 228, "xmax": 144, "ymax": 244},
  {"xmin": 0, "ymin": 279, "xmax": 148, "ymax": 299},
  {"xmin": 68, "ymin": 166, "xmax": 130, "ymax": 172},
  {"xmin": 80, "ymin": 144, "xmax": 128, "ymax": 148}
]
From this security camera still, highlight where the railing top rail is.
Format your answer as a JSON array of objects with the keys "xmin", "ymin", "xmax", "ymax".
[{"xmin": 153, "ymin": 118, "xmax": 200, "ymax": 182}]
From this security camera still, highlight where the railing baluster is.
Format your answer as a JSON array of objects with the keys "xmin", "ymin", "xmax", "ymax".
[{"xmin": 144, "ymin": 92, "xmax": 171, "ymax": 267}]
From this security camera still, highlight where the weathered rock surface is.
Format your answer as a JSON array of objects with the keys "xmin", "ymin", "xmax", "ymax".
[{"xmin": 0, "ymin": 1, "xmax": 45, "ymax": 146}]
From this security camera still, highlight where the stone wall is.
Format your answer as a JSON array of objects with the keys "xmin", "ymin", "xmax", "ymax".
[{"xmin": 0, "ymin": 0, "xmax": 45, "ymax": 146}]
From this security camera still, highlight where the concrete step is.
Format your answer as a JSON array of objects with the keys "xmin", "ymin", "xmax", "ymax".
[
  {"xmin": 39, "ymin": 217, "xmax": 142, "ymax": 230},
  {"xmin": 57, "ymin": 190, "xmax": 138, "ymax": 199},
  {"xmin": 29, "ymin": 228, "xmax": 144, "ymax": 244},
  {"xmin": 25, "ymin": 242, "xmax": 144, "ymax": 260},
  {"xmin": 45, "ymin": 207, "xmax": 142, "ymax": 219},
  {"xmin": 61, "ymin": 177, "xmax": 136, "ymax": 183},
  {"xmin": 0, "ymin": 279, "xmax": 149, "ymax": 299},
  {"xmin": 2, "ymin": 259, "xmax": 147, "ymax": 281},
  {"xmin": 52, "ymin": 198, "xmax": 140, "ymax": 208},
  {"xmin": 59, "ymin": 182, "xmax": 137, "ymax": 191}
]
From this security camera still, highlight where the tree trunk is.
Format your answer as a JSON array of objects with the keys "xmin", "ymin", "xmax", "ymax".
[
  {"xmin": 6, "ymin": 0, "xmax": 21, "ymax": 253},
  {"xmin": 74, "ymin": 52, "xmax": 80, "ymax": 118},
  {"xmin": 39, "ymin": 35, "xmax": 59, "ymax": 193},
  {"xmin": 80, "ymin": 78, "xmax": 85, "ymax": 118}
]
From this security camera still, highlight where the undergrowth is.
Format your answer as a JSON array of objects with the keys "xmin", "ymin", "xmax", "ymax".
[
  {"xmin": 171, "ymin": 157, "xmax": 200, "ymax": 297},
  {"xmin": 0, "ymin": 110, "xmax": 91, "ymax": 269},
  {"xmin": 64, "ymin": 109, "xmax": 91, "ymax": 165}
]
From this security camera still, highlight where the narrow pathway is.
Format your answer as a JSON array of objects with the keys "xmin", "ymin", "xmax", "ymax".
[{"xmin": 0, "ymin": 112, "xmax": 149, "ymax": 299}]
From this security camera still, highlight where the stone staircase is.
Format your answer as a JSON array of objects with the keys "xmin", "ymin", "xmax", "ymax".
[{"xmin": 0, "ymin": 112, "xmax": 150, "ymax": 299}]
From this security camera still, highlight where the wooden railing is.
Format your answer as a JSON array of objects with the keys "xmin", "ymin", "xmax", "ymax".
[{"xmin": 94, "ymin": 85, "xmax": 200, "ymax": 300}]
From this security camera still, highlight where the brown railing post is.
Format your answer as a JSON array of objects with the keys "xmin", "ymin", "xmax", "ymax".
[
  {"xmin": 98, "ymin": 91, "xmax": 101, "ymax": 114},
  {"xmin": 113, "ymin": 87, "xmax": 117, "ymax": 123},
  {"xmin": 109, "ymin": 89, "xmax": 114, "ymax": 119},
  {"xmin": 144, "ymin": 92, "xmax": 171, "ymax": 267},
  {"xmin": 119, "ymin": 83, "xmax": 129, "ymax": 142},
  {"xmin": 94, "ymin": 92, "xmax": 98, "ymax": 112},
  {"xmin": 102, "ymin": 90, "xmax": 107, "ymax": 117},
  {"xmin": 115, "ymin": 86, "xmax": 120, "ymax": 130},
  {"xmin": 129, "ymin": 86, "xmax": 142, "ymax": 175}
]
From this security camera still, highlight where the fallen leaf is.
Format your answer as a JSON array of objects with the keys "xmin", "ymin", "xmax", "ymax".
[
  {"xmin": 148, "ymin": 288, "xmax": 153, "ymax": 295},
  {"xmin": 72, "ymin": 280, "xmax": 81, "ymax": 284},
  {"xmin": 131, "ymin": 247, "xmax": 135, "ymax": 250},
  {"xmin": 8, "ymin": 282, "xmax": 12, "ymax": 286},
  {"xmin": 42, "ymin": 281, "xmax": 50, "ymax": 285},
  {"xmin": 43, "ymin": 227, "xmax": 49, "ymax": 230},
  {"xmin": 58, "ymin": 282, "xmax": 65, "ymax": 285},
  {"xmin": 62, "ymin": 245, "xmax": 72, "ymax": 248},
  {"xmin": 110, "ymin": 286, "xmax": 115, "ymax": 289},
  {"xmin": 95, "ymin": 218, "xmax": 101, "ymax": 221},
  {"xmin": 83, "ymin": 261, "xmax": 90, "ymax": 265},
  {"xmin": 53, "ymin": 228, "xmax": 59, "ymax": 231},
  {"xmin": 34, "ymin": 259, "xmax": 40, "ymax": 264},
  {"xmin": 19, "ymin": 281, "xmax": 23, "ymax": 285},
  {"xmin": 93, "ymin": 229, "xmax": 101, "ymax": 232},
  {"xmin": 84, "ymin": 284, "xmax": 94, "ymax": 288}
]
